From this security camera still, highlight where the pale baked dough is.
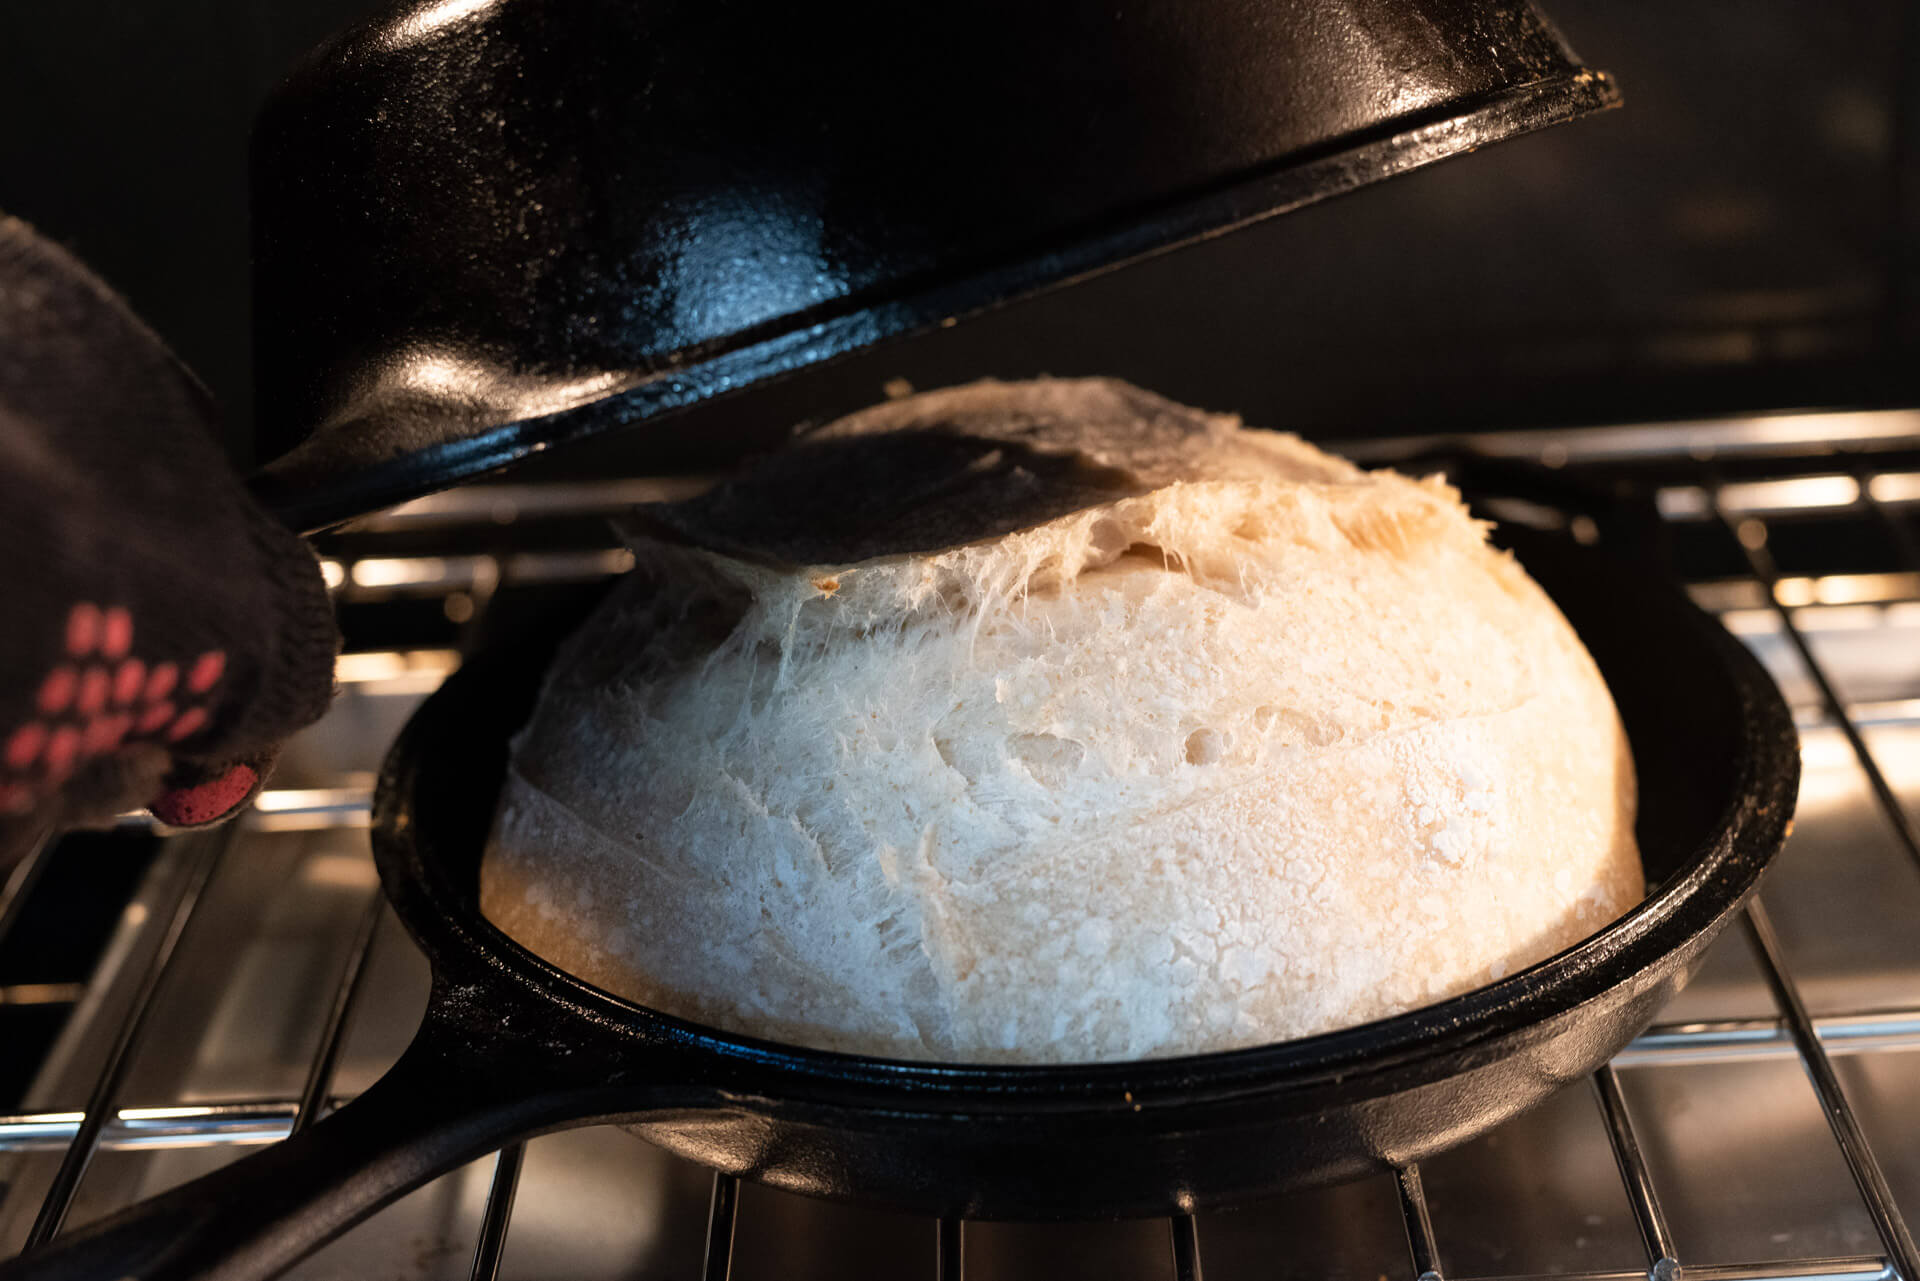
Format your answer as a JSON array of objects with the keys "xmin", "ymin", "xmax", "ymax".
[{"xmin": 482, "ymin": 378, "xmax": 1642, "ymax": 1063}]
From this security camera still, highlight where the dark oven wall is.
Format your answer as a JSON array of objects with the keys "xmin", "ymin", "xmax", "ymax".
[{"xmin": 0, "ymin": 0, "xmax": 1914, "ymax": 472}]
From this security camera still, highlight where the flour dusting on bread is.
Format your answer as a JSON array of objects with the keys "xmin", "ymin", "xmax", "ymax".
[{"xmin": 482, "ymin": 378, "xmax": 1642, "ymax": 1063}]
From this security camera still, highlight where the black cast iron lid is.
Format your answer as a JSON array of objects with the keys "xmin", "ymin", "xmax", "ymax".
[{"xmin": 250, "ymin": 0, "xmax": 1618, "ymax": 532}]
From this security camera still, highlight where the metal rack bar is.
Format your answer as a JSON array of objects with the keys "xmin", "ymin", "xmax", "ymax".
[
  {"xmin": 1397, "ymin": 1163, "xmax": 1446, "ymax": 1281},
  {"xmin": 1857, "ymin": 467, "xmax": 1920, "ymax": 576},
  {"xmin": 1170, "ymin": 1214, "xmax": 1204, "ymax": 1281},
  {"xmin": 1591, "ymin": 1065, "xmax": 1679, "ymax": 1280},
  {"xmin": 1615, "ymin": 1009, "xmax": 1920, "ymax": 1066},
  {"xmin": 1342, "ymin": 409, "xmax": 1920, "ymax": 468},
  {"xmin": 937, "ymin": 1217, "xmax": 964, "ymax": 1281},
  {"xmin": 23, "ymin": 829, "xmax": 230, "ymax": 1249},
  {"xmin": 291, "ymin": 892, "xmax": 385, "ymax": 1136},
  {"xmin": 1462, "ymin": 1262, "xmax": 1892, "ymax": 1281},
  {"xmin": 1743, "ymin": 902, "xmax": 1920, "ymax": 1281},
  {"xmin": 0, "ymin": 1101, "xmax": 307, "ymax": 1150},
  {"xmin": 0, "ymin": 982, "xmax": 86, "ymax": 1006},
  {"xmin": 8, "ymin": 1001, "xmax": 1920, "ymax": 1150},
  {"xmin": 0, "ymin": 831, "xmax": 54, "ymax": 947},
  {"xmin": 1684, "ymin": 1265, "xmax": 1893, "ymax": 1281},
  {"xmin": 467, "ymin": 1142, "xmax": 525, "ymax": 1281},
  {"xmin": 1713, "ymin": 498, "xmax": 1920, "ymax": 877},
  {"xmin": 703, "ymin": 1173, "xmax": 739, "ymax": 1281}
]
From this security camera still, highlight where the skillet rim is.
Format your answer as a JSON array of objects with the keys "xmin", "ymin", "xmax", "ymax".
[{"xmin": 372, "ymin": 536, "xmax": 1799, "ymax": 1115}]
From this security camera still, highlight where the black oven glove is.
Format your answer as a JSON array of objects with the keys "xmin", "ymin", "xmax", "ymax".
[{"xmin": 0, "ymin": 215, "xmax": 340, "ymax": 863}]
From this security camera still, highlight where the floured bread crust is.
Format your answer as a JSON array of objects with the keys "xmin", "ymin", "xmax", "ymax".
[{"xmin": 482, "ymin": 378, "xmax": 1642, "ymax": 1063}]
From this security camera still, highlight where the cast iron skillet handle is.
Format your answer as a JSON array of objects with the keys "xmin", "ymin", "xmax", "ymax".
[{"xmin": 0, "ymin": 996, "xmax": 644, "ymax": 1281}]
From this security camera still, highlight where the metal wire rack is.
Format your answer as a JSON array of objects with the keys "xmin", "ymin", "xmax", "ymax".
[{"xmin": 2, "ymin": 409, "xmax": 1918, "ymax": 1281}]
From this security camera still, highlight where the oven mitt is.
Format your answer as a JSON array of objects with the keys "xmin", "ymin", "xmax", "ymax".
[{"xmin": 0, "ymin": 215, "xmax": 340, "ymax": 860}]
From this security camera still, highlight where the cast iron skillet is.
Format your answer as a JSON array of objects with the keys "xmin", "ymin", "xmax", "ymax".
[{"xmin": 1, "ymin": 514, "xmax": 1797, "ymax": 1281}]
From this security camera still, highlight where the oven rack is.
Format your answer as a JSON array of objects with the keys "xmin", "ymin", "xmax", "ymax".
[{"xmin": 2, "ymin": 409, "xmax": 1919, "ymax": 1281}]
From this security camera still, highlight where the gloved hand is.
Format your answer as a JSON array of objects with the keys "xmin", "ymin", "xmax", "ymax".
[{"xmin": 0, "ymin": 215, "xmax": 340, "ymax": 865}]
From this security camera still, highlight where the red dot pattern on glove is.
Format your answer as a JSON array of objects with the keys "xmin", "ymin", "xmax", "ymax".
[
  {"xmin": 65, "ymin": 603, "xmax": 99, "ymax": 656},
  {"xmin": 1, "ymin": 603, "xmax": 227, "ymax": 815},
  {"xmin": 36, "ymin": 666, "xmax": 76, "ymax": 716},
  {"xmin": 188, "ymin": 650, "xmax": 226, "ymax": 693},
  {"xmin": 77, "ymin": 666, "xmax": 110, "ymax": 717},
  {"xmin": 102, "ymin": 607, "xmax": 133, "ymax": 660},
  {"xmin": 112, "ymin": 658, "xmax": 145, "ymax": 706},
  {"xmin": 4, "ymin": 722, "xmax": 45, "ymax": 771},
  {"xmin": 144, "ymin": 661, "xmax": 178, "ymax": 703}
]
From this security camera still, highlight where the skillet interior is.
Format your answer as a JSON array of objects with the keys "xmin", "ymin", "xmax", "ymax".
[{"xmin": 373, "ymin": 520, "xmax": 1799, "ymax": 1217}]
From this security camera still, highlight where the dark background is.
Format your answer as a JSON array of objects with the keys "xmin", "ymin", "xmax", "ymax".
[{"xmin": 1, "ymin": 1, "xmax": 1916, "ymax": 470}]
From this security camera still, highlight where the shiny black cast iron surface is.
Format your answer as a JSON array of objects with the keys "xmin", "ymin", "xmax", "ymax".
[
  {"xmin": 250, "ymin": 0, "xmax": 1618, "ymax": 531},
  {"xmin": 0, "ymin": 516, "xmax": 1797, "ymax": 1281}
]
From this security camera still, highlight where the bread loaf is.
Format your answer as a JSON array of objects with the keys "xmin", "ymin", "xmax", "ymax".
[{"xmin": 481, "ymin": 378, "xmax": 1642, "ymax": 1063}]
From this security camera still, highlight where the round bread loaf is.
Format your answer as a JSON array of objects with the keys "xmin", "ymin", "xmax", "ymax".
[{"xmin": 481, "ymin": 378, "xmax": 1642, "ymax": 1064}]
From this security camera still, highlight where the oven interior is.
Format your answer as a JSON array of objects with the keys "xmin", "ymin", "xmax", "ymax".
[{"xmin": 2, "ymin": 0, "xmax": 1919, "ymax": 1275}]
